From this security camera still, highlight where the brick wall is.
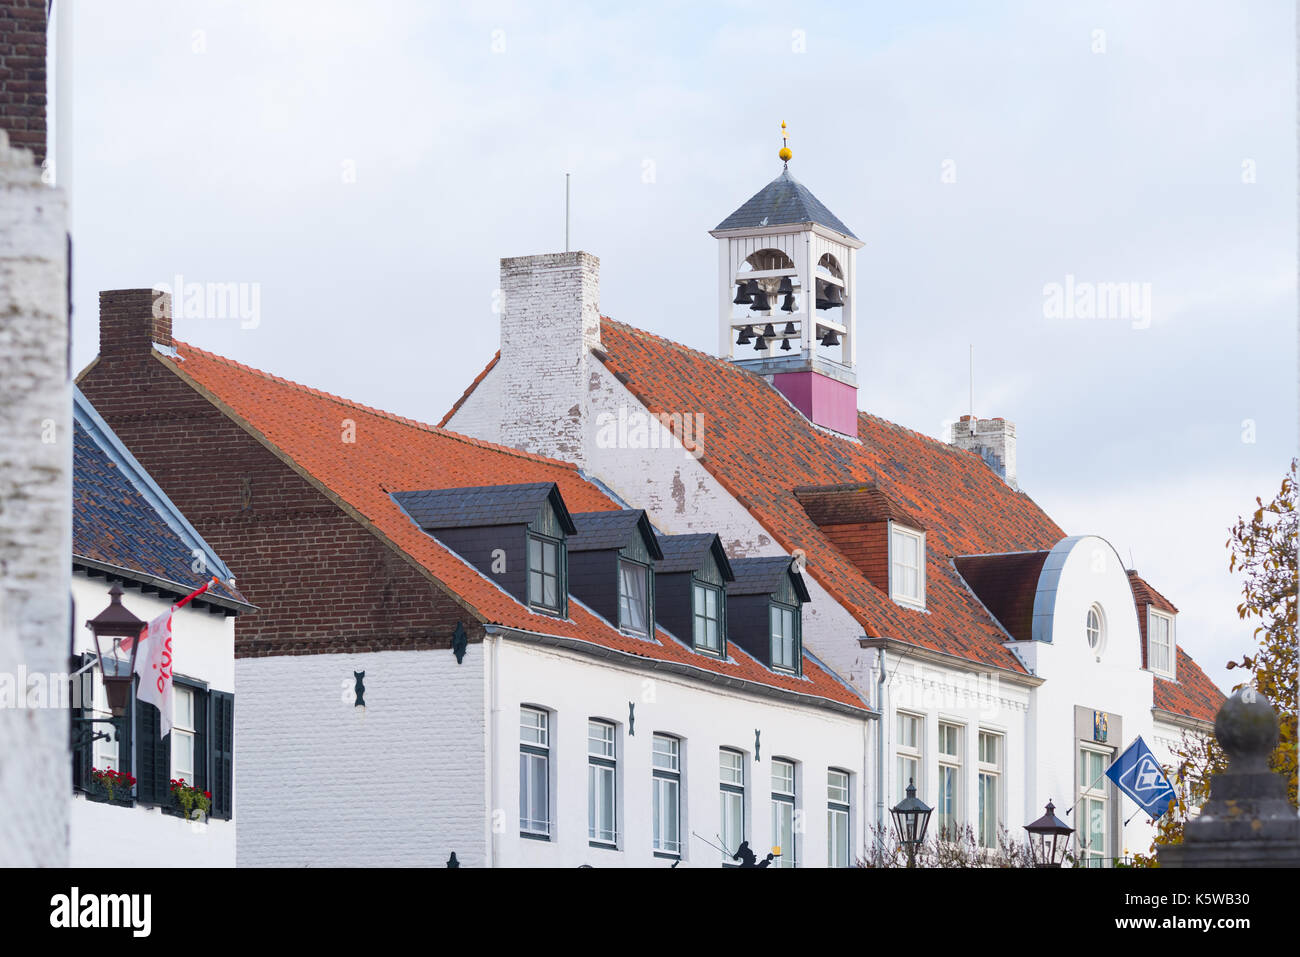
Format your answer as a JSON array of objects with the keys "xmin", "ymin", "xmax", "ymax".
[
  {"xmin": 820, "ymin": 522, "xmax": 890, "ymax": 593},
  {"xmin": 78, "ymin": 296, "xmax": 485, "ymax": 658},
  {"xmin": 0, "ymin": 127, "xmax": 68, "ymax": 865},
  {"xmin": 0, "ymin": 0, "xmax": 47, "ymax": 167}
]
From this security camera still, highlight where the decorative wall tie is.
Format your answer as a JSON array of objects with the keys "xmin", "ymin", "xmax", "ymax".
[
  {"xmin": 353, "ymin": 671, "xmax": 366, "ymax": 709},
  {"xmin": 628, "ymin": 702, "xmax": 635, "ymax": 736},
  {"xmin": 451, "ymin": 621, "xmax": 468, "ymax": 664}
]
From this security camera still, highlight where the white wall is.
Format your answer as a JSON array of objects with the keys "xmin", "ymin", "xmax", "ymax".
[
  {"xmin": 234, "ymin": 646, "xmax": 487, "ymax": 867},
  {"xmin": 489, "ymin": 637, "xmax": 867, "ymax": 868},
  {"xmin": 68, "ymin": 575, "xmax": 237, "ymax": 867}
]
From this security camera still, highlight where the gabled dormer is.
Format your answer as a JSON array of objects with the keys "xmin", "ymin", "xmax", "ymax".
[
  {"xmin": 655, "ymin": 533, "xmax": 735, "ymax": 658},
  {"xmin": 1128, "ymin": 570, "xmax": 1179, "ymax": 680},
  {"xmin": 568, "ymin": 510, "xmax": 664, "ymax": 637},
  {"xmin": 393, "ymin": 482, "xmax": 577, "ymax": 617},
  {"xmin": 726, "ymin": 557, "xmax": 812, "ymax": 675}
]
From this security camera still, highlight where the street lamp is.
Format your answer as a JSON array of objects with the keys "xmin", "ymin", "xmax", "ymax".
[
  {"xmin": 85, "ymin": 584, "xmax": 143, "ymax": 715},
  {"xmin": 890, "ymin": 777, "xmax": 932, "ymax": 868},
  {"xmin": 1024, "ymin": 800, "xmax": 1074, "ymax": 868}
]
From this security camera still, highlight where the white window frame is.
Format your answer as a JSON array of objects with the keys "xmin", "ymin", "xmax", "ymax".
[
  {"xmin": 936, "ymin": 722, "xmax": 962, "ymax": 840},
  {"xmin": 977, "ymin": 730, "xmax": 1003, "ymax": 850},
  {"xmin": 587, "ymin": 719, "xmax": 618, "ymax": 847},
  {"xmin": 90, "ymin": 668, "xmax": 121, "ymax": 774},
  {"xmin": 171, "ymin": 685, "xmax": 197, "ymax": 788},
  {"xmin": 1147, "ymin": 608, "xmax": 1176, "ymax": 679},
  {"xmin": 1087, "ymin": 603, "xmax": 1106, "ymax": 654},
  {"xmin": 651, "ymin": 734, "xmax": 681, "ymax": 858},
  {"xmin": 618, "ymin": 558, "xmax": 651, "ymax": 636},
  {"xmin": 827, "ymin": 769, "xmax": 852, "ymax": 867},
  {"xmin": 519, "ymin": 706, "xmax": 551, "ymax": 839},
  {"xmin": 889, "ymin": 523, "xmax": 926, "ymax": 608},
  {"xmin": 895, "ymin": 711, "xmax": 923, "ymax": 802},
  {"xmin": 770, "ymin": 758, "xmax": 797, "ymax": 868},
  {"xmin": 719, "ymin": 748, "xmax": 746, "ymax": 864},
  {"xmin": 1078, "ymin": 746, "xmax": 1111, "ymax": 867}
]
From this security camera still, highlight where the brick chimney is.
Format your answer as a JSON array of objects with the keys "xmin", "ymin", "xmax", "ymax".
[
  {"xmin": 99, "ymin": 288, "xmax": 172, "ymax": 360},
  {"xmin": 492, "ymin": 251, "xmax": 600, "ymax": 463},
  {"xmin": 0, "ymin": 0, "xmax": 49, "ymax": 168},
  {"xmin": 950, "ymin": 415, "xmax": 1017, "ymax": 488}
]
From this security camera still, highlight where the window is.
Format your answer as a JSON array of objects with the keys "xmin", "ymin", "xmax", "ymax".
[
  {"xmin": 890, "ymin": 525, "xmax": 925, "ymax": 607},
  {"xmin": 769, "ymin": 603, "xmax": 800, "ymax": 673},
  {"xmin": 90, "ymin": 669, "xmax": 122, "ymax": 774},
  {"xmin": 896, "ymin": 712, "xmax": 923, "ymax": 801},
  {"xmin": 977, "ymin": 731, "xmax": 1002, "ymax": 849},
  {"xmin": 618, "ymin": 559, "xmax": 650, "ymax": 636},
  {"xmin": 1078, "ymin": 748, "xmax": 1110, "ymax": 867},
  {"xmin": 588, "ymin": 720, "xmax": 617, "ymax": 847},
  {"xmin": 527, "ymin": 535, "xmax": 562, "ymax": 612},
  {"xmin": 827, "ymin": 769, "xmax": 851, "ymax": 867},
  {"xmin": 171, "ymin": 686, "xmax": 197, "ymax": 787},
  {"xmin": 693, "ymin": 582, "xmax": 723, "ymax": 654},
  {"xmin": 771, "ymin": 759, "xmax": 797, "ymax": 868},
  {"xmin": 1148, "ymin": 610, "xmax": 1175, "ymax": 677},
  {"xmin": 1086, "ymin": 604, "xmax": 1105, "ymax": 652},
  {"xmin": 719, "ymin": 748, "xmax": 745, "ymax": 863},
  {"xmin": 519, "ymin": 707, "xmax": 550, "ymax": 838},
  {"xmin": 937, "ymin": 723, "xmax": 962, "ymax": 839},
  {"xmin": 651, "ymin": 735, "xmax": 681, "ymax": 857}
]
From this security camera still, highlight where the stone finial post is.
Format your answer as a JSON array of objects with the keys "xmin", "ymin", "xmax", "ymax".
[{"xmin": 1158, "ymin": 688, "xmax": 1300, "ymax": 867}]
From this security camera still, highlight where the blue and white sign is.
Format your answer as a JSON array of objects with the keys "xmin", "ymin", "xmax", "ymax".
[{"xmin": 1105, "ymin": 737, "xmax": 1177, "ymax": 819}]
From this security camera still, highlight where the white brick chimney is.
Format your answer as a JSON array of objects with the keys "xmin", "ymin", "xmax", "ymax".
[
  {"xmin": 950, "ymin": 415, "xmax": 1017, "ymax": 488},
  {"xmin": 467, "ymin": 251, "xmax": 600, "ymax": 465}
]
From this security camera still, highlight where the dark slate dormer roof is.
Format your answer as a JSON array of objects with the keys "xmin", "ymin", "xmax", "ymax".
[
  {"xmin": 569, "ymin": 510, "xmax": 664, "ymax": 559},
  {"xmin": 727, "ymin": 556, "xmax": 812, "ymax": 602},
  {"xmin": 713, "ymin": 167, "xmax": 858, "ymax": 240},
  {"xmin": 656, "ymin": 533, "xmax": 735, "ymax": 580},
  {"xmin": 72, "ymin": 388, "xmax": 248, "ymax": 610},
  {"xmin": 394, "ymin": 482, "xmax": 576, "ymax": 534},
  {"xmin": 794, "ymin": 483, "xmax": 925, "ymax": 530}
]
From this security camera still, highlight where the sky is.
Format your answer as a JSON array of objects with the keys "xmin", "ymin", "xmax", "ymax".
[{"xmin": 60, "ymin": 0, "xmax": 1296, "ymax": 694}]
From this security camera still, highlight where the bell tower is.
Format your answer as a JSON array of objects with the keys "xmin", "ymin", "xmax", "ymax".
[{"xmin": 711, "ymin": 123, "xmax": 864, "ymax": 436}]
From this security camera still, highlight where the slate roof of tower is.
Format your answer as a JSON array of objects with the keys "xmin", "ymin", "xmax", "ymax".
[
  {"xmin": 713, "ymin": 167, "xmax": 859, "ymax": 239},
  {"xmin": 137, "ymin": 341, "xmax": 867, "ymax": 714},
  {"xmin": 445, "ymin": 317, "xmax": 1224, "ymax": 724},
  {"xmin": 72, "ymin": 387, "xmax": 247, "ymax": 608}
]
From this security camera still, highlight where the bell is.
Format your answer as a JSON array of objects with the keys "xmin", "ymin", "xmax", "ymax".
[
  {"xmin": 777, "ymin": 276, "xmax": 794, "ymax": 296},
  {"xmin": 752, "ymin": 289, "xmax": 772, "ymax": 312},
  {"xmin": 815, "ymin": 279, "xmax": 832, "ymax": 310},
  {"xmin": 824, "ymin": 283, "xmax": 844, "ymax": 309},
  {"xmin": 761, "ymin": 323, "xmax": 776, "ymax": 338},
  {"xmin": 780, "ymin": 337, "xmax": 792, "ymax": 351},
  {"xmin": 781, "ymin": 294, "xmax": 796, "ymax": 313},
  {"xmin": 736, "ymin": 324, "xmax": 753, "ymax": 345},
  {"xmin": 820, "ymin": 328, "xmax": 840, "ymax": 347},
  {"xmin": 782, "ymin": 321, "xmax": 796, "ymax": 336},
  {"xmin": 733, "ymin": 279, "xmax": 756, "ymax": 305},
  {"xmin": 753, "ymin": 335, "xmax": 768, "ymax": 351}
]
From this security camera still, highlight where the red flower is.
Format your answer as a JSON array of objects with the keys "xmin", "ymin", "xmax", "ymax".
[{"xmin": 203, "ymin": 791, "xmax": 211, "ymax": 799}]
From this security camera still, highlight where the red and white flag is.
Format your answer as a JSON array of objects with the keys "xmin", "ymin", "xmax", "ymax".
[{"xmin": 134, "ymin": 610, "xmax": 176, "ymax": 737}]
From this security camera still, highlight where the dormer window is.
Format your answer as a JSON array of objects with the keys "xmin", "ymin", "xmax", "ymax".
[
  {"xmin": 890, "ymin": 524, "xmax": 925, "ymax": 608},
  {"xmin": 618, "ymin": 558, "xmax": 651, "ymax": 635},
  {"xmin": 1148, "ymin": 609, "xmax": 1175, "ymax": 678},
  {"xmin": 770, "ymin": 602, "xmax": 800, "ymax": 673},
  {"xmin": 528, "ymin": 534, "xmax": 564, "ymax": 614},
  {"xmin": 693, "ymin": 582, "xmax": 724, "ymax": 654}
]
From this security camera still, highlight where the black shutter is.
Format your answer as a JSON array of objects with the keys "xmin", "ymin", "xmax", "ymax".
[
  {"xmin": 192, "ymin": 686, "xmax": 208, "ymax": 795},
  {"xmin": 135, "ymin": 698, "xmax": 170, "ymax": 805},
  {"xmin": 211, "ymin": 691, "xmax": 234, "ymax": 819},
  {"xmin": 70, "ymin": 654, "xmax": 93, "ymax": 792}
]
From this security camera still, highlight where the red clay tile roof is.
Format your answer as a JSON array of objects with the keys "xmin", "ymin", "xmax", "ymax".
[
  {"xmin": 1155, "ymin": 648, "xmax": 1226, "ymax": 725},
  {"xmin": 155, "ymin": 342, "xmax": 866, "ymax": 713},
  {"xmin": 793, "ymin": 483, "xmax": 925, "ymax": 530}
]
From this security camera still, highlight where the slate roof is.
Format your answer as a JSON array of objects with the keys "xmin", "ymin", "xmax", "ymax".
[
  {"xmin": 393, "ymin": 483, "xmax": 575, "ymax": 533},
  {"xmin": 656, "ymin": 533, "xmax": 735, "ymax": 579},
  {"xmin": 72, "ymin": 388, "xmax": 247, "ymax": 608},
  {"xmin": 727, "ymin": 556, "xmax": 811, "ymax": 602},
  {"xmin": 441, "ymin": 316, "xmax": 1225, "ymax": 726},
  {"xmin": 713, "ymin": 167, "xmax": 859, "ymax": 240},
  {"xmin": 148, "ymin": 342, "xmax": 867, "ymax": 714},
  {"xmin": 568, "ymin": 510, "xmax": 663, "ymax": 558}
]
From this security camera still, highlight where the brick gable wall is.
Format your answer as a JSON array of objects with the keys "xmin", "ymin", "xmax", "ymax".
[
  {"xmin": 0, "ymin": 0, "xmax": 47, "ymax": 166},
  {"xmin": 79, "ymin": 342, "xmax": 485, "ymax": 659}
]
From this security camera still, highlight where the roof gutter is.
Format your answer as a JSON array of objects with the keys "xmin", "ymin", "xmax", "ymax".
[
  {"xmin": 73, "ymin": 556, "xmax": 257, "ymax": 616},
  {"xmin": 484, "ymin": 624, "xmax": 876, "ymax": 720},
  {"xmin": 1152, "ymin": 707, "xmax": 1216, "ymax": 736},
  {"xmin": 858, "ymin": 636, "xmax": 1044, "ymax": 687}
]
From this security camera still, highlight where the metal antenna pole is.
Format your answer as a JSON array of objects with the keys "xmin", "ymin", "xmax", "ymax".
[{"xmin": 565, "ymin": 173, "xmax": 570, "ymax": 252}]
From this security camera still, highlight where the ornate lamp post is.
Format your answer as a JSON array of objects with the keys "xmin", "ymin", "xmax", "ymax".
[
  {"xmin": 1024, "ymin": 800, "xmax": 1074, "ymax": 867},
  {"xmin": 890, "ymin": 778, "xmax": 932, "ymax": 868},
  {"xmin": 85, "ymin": 584, "xmax": 143, "ymax": 715}
]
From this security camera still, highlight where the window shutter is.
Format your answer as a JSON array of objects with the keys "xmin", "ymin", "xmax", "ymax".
[
  {"xmin": 70, "ymin": 653, "xmax": 94, "ymax": 792},
  {"xmin": 211, "ymin": 691, "xmax": 234, "ymax": 819},
  {"xmin": 190, "ymin": 685, "xmax": 209, "ymax": 796},
  {"xmin": 134, "ymin": 698, "xmax": 170, "ymax": 805}
]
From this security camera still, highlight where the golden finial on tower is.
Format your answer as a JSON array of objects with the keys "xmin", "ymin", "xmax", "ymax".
[{"xmin": 779, "ymin": 120, "xmax": 792, "ymax": 165}]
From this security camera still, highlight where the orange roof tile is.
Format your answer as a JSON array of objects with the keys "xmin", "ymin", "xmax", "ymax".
[{"xmin": 157, "ymin": 341, "xmax": 867, "ymax": 714}]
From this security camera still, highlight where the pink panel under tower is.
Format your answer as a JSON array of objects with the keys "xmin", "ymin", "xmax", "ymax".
[{"xmin": 772, "ymin": 371, "xmax": 859, "ymax": 436}]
